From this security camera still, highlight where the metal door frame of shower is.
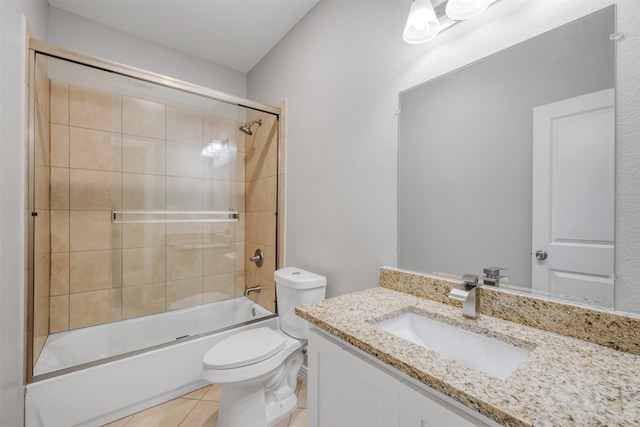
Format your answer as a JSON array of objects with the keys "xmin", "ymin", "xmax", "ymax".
[{"xmin": 25, "ymin": 39, "xmax": 283, "ymax": 382}]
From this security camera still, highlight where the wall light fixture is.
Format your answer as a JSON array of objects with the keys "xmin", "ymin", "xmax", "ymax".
[
  {"xmin": 403, "ymin": 0, "xmax": 501, "ymax": 44},
  {"xmin": 403, "ymin": 0, "xmax": 441, "ymax": 44}
]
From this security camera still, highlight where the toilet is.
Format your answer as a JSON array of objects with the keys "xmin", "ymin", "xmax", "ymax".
[{"xmin": 201, "ymin": 267, "xmax": 327, "ymax": 427}]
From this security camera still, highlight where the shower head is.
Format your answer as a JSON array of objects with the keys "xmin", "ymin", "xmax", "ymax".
[{"xmin": 239, "ymin": 119, "xmax": 262, "ymax": 136}]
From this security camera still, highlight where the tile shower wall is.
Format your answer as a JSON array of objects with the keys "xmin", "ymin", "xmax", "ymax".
[
  {"xmin": 244, "ymin": 108, "xmax": 283, "ymax": 313},
  {"xmin": 47, "ymin": 79, "xmax": 247, "ymax": 332}
]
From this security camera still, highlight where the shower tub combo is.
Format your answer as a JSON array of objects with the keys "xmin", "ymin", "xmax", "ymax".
[
  {"xmin": 27, "ymin": 297, "xmax": 275, "ymax": 426},
  {"xmin": 26, "ymin": 41, "xmax": 282, "ymax": 426}
]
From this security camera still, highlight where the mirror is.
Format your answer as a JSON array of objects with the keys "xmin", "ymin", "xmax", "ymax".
[{"xmin": 398, "ymin": 6, "xmax": 615, "ymax": 308}]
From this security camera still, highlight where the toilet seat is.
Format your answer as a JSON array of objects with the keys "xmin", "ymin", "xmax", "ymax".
[
  {"xmin": 203, "ymin": 327, "xmax": 287, "ymax": 369},
  {"xmin": 202, "ymin": 327, "xmax": 302, "ymax": 384}
]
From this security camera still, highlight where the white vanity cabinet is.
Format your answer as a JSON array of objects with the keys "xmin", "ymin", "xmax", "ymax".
[{"xmin": 307, "ymin": 328, "xmax": 499, "ymax": 427}]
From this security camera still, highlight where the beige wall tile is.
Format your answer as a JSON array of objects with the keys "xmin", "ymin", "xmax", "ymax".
[
  {"xmin": 35, "ymin": 104, "xmax": 50, "ymax": 167},
  {"xmin": 235, "ymin": 211, "xmax": 245, "ymax": 243},
  {"xmin": 122, "ymin": 223, "xmax": 166, "ymax": 249},
  {"xmin": 69, "ymin": 85, "xmax": 113, "ymax": 132},
  {"xmin": 50, "ymin": 295, "xmax": 69, "ymax": 333},
  {"xmin": 122, "ymin": 96, "xmax": 165, "ymax": 139},
  {"xmin": 122, "ymin": 247, "xmax": 166, "ymax": 286},
  {"xmin": 245, "ymin": 211, "xmax": 267, "ymax": 246},
  {"xmin": 203, "ymin": 179, "xmax": 233, "ymax": 211},
  {"xmin": 167, "ymin": 106, "xmax": 203, "ymax": 145},
  {"xmin": 204, "ymin": 114, "xmax": 235, "ymax": 144},
  {"xmin": 34, "ymin": 165, "xmax": 50, "ymax": 210},
  {"xmin": 70, "ymin": 169, "xmax": 119, "ymax": 211},
  {"xmin": 166, "ymin": 245, "xmax": 203, "ymax": 281},
  {"xmin": 256, "ymin": 246, "xmax": 276, "ymax": 283},
  {"xmin": 236, "ymin": 129, "xmax": 246, "ymax": 153},
  {"xmin": 50, "ymin": 167, "xmax": 69, "ymax": 210},
  {"xmin": 235, "ymin": 272, "xmax": 245, "ymax": 297},
  {"xmin": 35, "ymin": 55, "xmax": 50, "ymax": 119},
  {"xmin": 69, "ymin": 210, "xmax": 112, "ymax": 251},
  {"xmin": 122, "ymin": 135, "xmax": 166, "ymax": 175},
  {"xmin": 122, "ymin": 283, "xmax": 165, "ymax": 319},
  {"xmin": 263, "ymin": 212, "xmax": 277, "ymax": 247},
  {"xmin": 236, "ymin": 151, "xmax": 246, "ymax": 183},
  {"xmin": 166, "ymin": 223, "xmax": 203, "ymax": 246},
  {"xmin": 33, "ymin": 296, "xmax": 49, "ymax": 353},
  {"xmin": 110, "ymin": 288, "xmax": 123, "ymax": 322},
  {"xmin": 267, "ymin": 136, "xmax": 278, "ymax": 177},
  {"xmin": 33, "ymin": 252, "xmax": 50, "ymax": 298},
  {"xmin": 69, "ymin": 289, "xmax": 113, "ymax": 329},
  {"xmin": 204, "ymin": 273, "xmax": 235, "ymax": 302},
  {"xmin": 167, "ymin": 141, "xmax": 203, "ymax": 178},
  {"xmin": 51, "ymin": 81, "xmax": 69, "ymax": 125},
  {"xmin": 122, "ymin": 173, "xmax": 166, "ymax": 210},
  {"xmin": 267, "ymin": 175, "xmax": 277, "ymax": 212},
  {"xmin": 70, "ymin": 250, "xmax": 113, "ymax": 293},
  {"xmin": 34, "ymin": 210, "xmax": 50, "ymax": 256},
  {"xmin": 246, "ymin": 178, "xmax": 267, "ymax": 212},
  {"xmin": 204, "ymin": 243, "xmax": 235, "ymax": 276},
  {"xmin": 166, "ymin": 277, "xmax": 203, "ymax": 310},
  {"xmin": 204, "ymin": 222, "xmax": 234, "ymax": 245},
  {"xmin": 51, "ymin": 210, "xmax": 70, "ymax": 252},
  {"xmin": 203, "ymin": 147, "xmax": 235, "ymax": 181},
  {"xmin": 51, "ymin": 124, "xmax": 70, "ymax": 167},
  {"xmin": 256, "ymin": 280, "xmax": 275, "ymax": 312},
  {"xmin": 235, "ymin": 242, "xmax": 245, "ymax": 273},
  {"xmin": 166, "ymin": 176, "xmax": 203, "ymax": 211},
  {"xmin": 51, "ymin": 252, "xmax": 70, "ymax": 296},
  {"xmin": 69, "ymin": 127, "xmax": 116, "ymax": 171}
]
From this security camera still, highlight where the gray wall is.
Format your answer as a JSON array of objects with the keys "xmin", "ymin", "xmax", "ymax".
[
  {"xmin": 248, "ymin": 0, "xmax": 640, "ymax": 313},
  {"xmin": 398, "ymin": 7, "xmax": 614, "ymax": 287},
  {"xmin": 0, "ymin": 1, "xmax": 49, "ymax": 425},
  {"xmin": 48, "ymin": 7, "xmax": 247, "ymax": 97}
]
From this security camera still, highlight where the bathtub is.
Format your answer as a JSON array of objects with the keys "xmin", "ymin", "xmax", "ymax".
[{"xmin": 26, "ymin": 297, "xmax": 277, "ymax": 427}]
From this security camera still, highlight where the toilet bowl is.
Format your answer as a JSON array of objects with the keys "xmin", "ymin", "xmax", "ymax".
[{"xmin": 201, "ymin": 267, "xmax": 326, "ymax": 427}]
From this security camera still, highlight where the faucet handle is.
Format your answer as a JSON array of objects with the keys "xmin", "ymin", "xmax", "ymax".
[
  {"xmin": 483, "ymin": 267, "xmax": 507, "ymax": 278},
  {"xmin": 461, "ymin": 273, "xmax": 478, "ymax": 290}
]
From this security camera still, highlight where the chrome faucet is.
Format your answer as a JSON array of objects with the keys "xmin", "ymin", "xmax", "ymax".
[
  {"xmin": 244, "ymin": 286, "xmax": 261, "ymax": 297},
  {"xmin": 483, "ymin": 267, "xmax": 507, "ymax": 287},
  {"xmin": 448, "ymin": 274, "xmax": 479, "ymax": 319}
]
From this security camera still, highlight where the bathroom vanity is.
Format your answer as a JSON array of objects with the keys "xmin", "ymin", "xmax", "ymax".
[{"xmin": 296, "ymin": 267, "xmax": 640, "ymax": 426}]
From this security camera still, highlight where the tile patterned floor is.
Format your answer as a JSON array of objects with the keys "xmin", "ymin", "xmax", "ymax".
[{"xmin": 102, "ymin": 377, "xmax": 308, "ymax": 427}]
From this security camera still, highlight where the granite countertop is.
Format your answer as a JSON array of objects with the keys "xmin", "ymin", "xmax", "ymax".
[{"xmin": 296, "ymin": 287, "xmax": 640, "ymax": 426}]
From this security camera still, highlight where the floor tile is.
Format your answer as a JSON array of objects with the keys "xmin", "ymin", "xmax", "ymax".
[
  {"xmin": 201, "ymin": 384, "xmax": 223, "ymax": 401},
  {"xmin": 182, "ymin": 386, "xmax": 211, "ymax": 400},
  {"xmin": 288, "ymin": 408, "xmax": 308, "ymax": 427},
  {"xmin": 102, "ymin": 415, "xmax": 134, "ymax": 427},
  {"xmin": 101, "ymin": 377, "xmax": 307, "ymax": 427},
  {"xmin": 178, "ymin": 401, "xmax": 219, "ymax": 427},
  {"xmin": 125, "ymin": 398, "xmax": 197, "ymax": 427}
]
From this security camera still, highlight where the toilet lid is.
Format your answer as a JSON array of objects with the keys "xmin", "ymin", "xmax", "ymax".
[{"xmin": 203, "ymin": 327, "xmax": 287, "ymax": 369}]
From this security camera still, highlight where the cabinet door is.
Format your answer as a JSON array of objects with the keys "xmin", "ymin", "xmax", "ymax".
[
  {"xmin": 308, "ymin": 330, "xmax": 400, "ymax": 427},
  {"xmin": 399, "ymin": 381, "xmax": 487, "ymax": 427}
]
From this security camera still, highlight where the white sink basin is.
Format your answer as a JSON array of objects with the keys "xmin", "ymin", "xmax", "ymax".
[{"xmin": 376, "ymin": 312, "xmax": 531, "ymax": 380}]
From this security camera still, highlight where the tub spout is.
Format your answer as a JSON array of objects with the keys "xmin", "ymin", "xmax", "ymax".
[{"xmin": 244, "ymin": 286, "xmax": 262, "ymax": 297}]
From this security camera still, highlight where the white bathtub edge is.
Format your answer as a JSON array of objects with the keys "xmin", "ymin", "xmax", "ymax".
[{"xmin": 26, "ymin": 317, "xmax": 277, "ymax": 427}]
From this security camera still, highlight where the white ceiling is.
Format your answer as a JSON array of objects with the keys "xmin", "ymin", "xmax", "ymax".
[{"xmin": 48, "ymin": 0, "xmax": 319, "ymax": 73}]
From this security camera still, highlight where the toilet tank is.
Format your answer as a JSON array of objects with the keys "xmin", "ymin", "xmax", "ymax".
[{"xmin": 275, "ymin": 267, "xmax": 327, "ymax": 339}]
